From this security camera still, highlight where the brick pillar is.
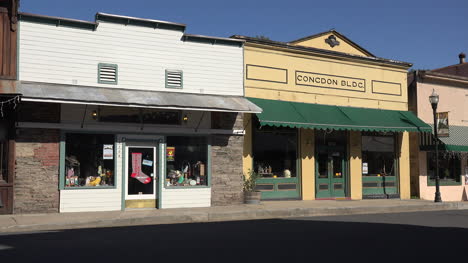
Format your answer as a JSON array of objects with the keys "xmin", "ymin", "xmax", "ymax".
[
  {"xmin": 14, "ymin": 128, "xmax": 60, "ymax": 213},
  {"xmin": 211, "ymin": 113, "xmax": 244, "ymax": 205}
]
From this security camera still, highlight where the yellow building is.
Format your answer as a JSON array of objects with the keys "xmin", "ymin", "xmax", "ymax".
[{"xmin": 233, "ymin": 31, "xmax": 431, "ymax": 200}]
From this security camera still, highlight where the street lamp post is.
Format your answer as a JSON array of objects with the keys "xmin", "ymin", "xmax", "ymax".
[{"xmin": 429, "ymin": 89, "xmax": 442, "ymax": 202}]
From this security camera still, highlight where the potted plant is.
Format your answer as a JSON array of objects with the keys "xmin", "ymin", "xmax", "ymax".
[{"xmin": 243, "ymin": 170, "xmax": 262, "ymax": 204}]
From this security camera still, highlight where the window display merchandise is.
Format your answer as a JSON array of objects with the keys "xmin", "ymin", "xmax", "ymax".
[
  {"xmin": 427, "ymin": 152, "xmax": 461, "ymax": 183},
  {"xmin": 65, "ymin": 133, "xmax": 115, "ymax": 188},
  {"xmin": 165, "ymin": 136, "xmax": 208, "ymax": 187},
  {"xmin": 166, "ymin": 136, "xmax": 208, "ymax": 187},
  {"xmin": 253, "ymin": 121, "xmax": 297, "ymax": 178},
  {"xmin": 362, "ymin": 133, "xmax": 396, "ymax": 177}
]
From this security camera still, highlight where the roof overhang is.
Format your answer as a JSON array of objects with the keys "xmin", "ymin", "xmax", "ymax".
[
  {"xmin": 17, "ymin": 81, "xmax": 262, "ymax": 113},
  {"xmin": 418, "ymin": 71, "xmax": 468, "ymax": 85}
]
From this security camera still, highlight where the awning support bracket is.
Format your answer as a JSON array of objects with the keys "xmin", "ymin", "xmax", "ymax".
[
  {"xmin": 81, "ymin": 104, "xmax": 88, "ymax": 128},
  {"xmin": 195, "ymin": 112, "xmax": 206, "ymax": 132}
]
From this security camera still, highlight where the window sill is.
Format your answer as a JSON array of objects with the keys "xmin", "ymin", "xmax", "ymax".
[
  {"xmin": 62, "ymin": 186, "xmax": 117, "ymax": 190},
  {"xmin": 427, "ymin": 180, "xmax": 462, "ymax": 186},
  {"xmin": 164, "ymin": 185, "xmax": 210, "ymax": 189}
]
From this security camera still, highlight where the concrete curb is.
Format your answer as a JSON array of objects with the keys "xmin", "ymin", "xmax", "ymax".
[{"xmin": 1, "ymin": 202, "xmax": 468, "ymax": 233}]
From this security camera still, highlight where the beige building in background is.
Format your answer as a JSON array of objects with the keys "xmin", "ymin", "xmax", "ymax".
[{"xmin": 408, "ymin": 53, "xmax": 468, "ymax": 201}]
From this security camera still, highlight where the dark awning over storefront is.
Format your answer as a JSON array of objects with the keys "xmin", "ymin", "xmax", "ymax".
[
  {"xmin": 248, "ymin": 97, "xmax": 431, "ymax": 133},
  {"xmin": 420, "ymin": 125, "xmax": 468, "ymax": 152},
  {"xmin": 17, "ymin": 81, "xmax": 262, "ymax": 113}
]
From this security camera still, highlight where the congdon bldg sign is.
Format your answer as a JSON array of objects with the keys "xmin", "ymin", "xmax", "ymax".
[{"xmin": 296, "ymin": 71, "xmax": 366, "ymax": 92}]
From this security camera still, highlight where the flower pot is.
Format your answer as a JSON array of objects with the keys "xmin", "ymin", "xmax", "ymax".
[{"xmin": 244, "ymin": 191, "xmax": 261, "ymax": 204}]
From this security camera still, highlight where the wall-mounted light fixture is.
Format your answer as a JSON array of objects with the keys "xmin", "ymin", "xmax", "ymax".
[
  {"xmin": 183, "ymin": 114, "xmax": 188, "ymax": 123},
  {"xmin": 91, "ymin": 110, "xmax": 98, "ymax": 120}
]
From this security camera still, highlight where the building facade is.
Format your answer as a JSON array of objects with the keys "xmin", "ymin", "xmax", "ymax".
[
  {"xmin": 409, "ymin": 54, "xmax": 468, "ymax": 201},
  {"xmin": 0, "ymin": 0, "xmax": 19, "ymax": 215},
  {"xmin": 11, "ymin": 11, "xmax": 260, "ymax": 213},
  {"xmin": 234, "ymin": 31, "xmax": 430, "ymax": 200}
]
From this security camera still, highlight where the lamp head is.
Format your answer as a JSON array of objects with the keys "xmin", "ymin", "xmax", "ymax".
[{"xmin": 429, "ymin": 89, "xmax": 439, "ymax": 109}]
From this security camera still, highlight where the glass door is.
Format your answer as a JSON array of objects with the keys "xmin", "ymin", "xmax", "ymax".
[
  {"xmin": 125, "ymin": 144, "xmax": 157, "ymax": 208},
  {"xmin": 315, "ymin": 146, "xmax": 346, "ymax": 199}
]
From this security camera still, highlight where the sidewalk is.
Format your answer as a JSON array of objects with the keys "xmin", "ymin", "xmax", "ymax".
[{"xmin": 1, "ymin": 199, "xmax": 467, "ymax": 233}]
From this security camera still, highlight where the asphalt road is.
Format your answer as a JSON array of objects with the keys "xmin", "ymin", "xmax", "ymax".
[{"xmin": 1, "ymin": 210, "xmax": 468, "ymax": 262}]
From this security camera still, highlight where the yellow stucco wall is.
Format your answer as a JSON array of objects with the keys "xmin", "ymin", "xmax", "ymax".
[
  {"xmin": 349, "ymin": 131, "xmax": 363, "ymax": 200},
  {"xmin": 242, "ymin": 40, "xmax": 411, "ymax": 200},
  {"xmin": 399, "ymin": 132, "xmax": 411, "ymax": 199},
  {"xmin": 300, "ymin": 128, "xmax": 315, "ymax": 200},
  {"xmin": 290, "ymin": 33, "xmax": 370, "ymax": 57},
  {"xmin": 243, "ymin": 113, "xmax": 253, "ymax": 177},
  {"xmin": 245, "ymin": 45, "xmax": 408, "ymax": 110}
]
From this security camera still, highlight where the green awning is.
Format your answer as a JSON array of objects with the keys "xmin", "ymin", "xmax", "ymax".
[
  {"xmin": 421, "ymin": 125, "xmax": 468, "ymax": 152},
  {"xmin": 248, "ymin": 97, "xmax": 432, "ymax": 132},
  {"xmin": 421, "ymin": 144, "xmax": 468, "ymax": 152}
]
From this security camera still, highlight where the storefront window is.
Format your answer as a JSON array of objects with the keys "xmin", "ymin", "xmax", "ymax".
[
  {"xmin": 253, "ymin": 122, "xmax": 297, "ymax": 178},
  {"xmin": 165, "ymin": 136, "xmax": 208, "ymax": 187},
  {"xmin": 362, "ymin": 133, "xmax": 396, "ymax": 177},
  {"xmin": 427, "ymin": 152, "xmax": 461, "ymax": 184},
  {"xmin": 64, "ymin": 133, "xmax": 115, "ymax": 188}
]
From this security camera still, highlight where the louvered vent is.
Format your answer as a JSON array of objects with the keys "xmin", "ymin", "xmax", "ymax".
[
  {"xmin": 165, "ymin": 70, "xmax": 183, "ymax": 89},
  {"xmin": 98, "ymin": 63, "xmax": 118, "ymax": 84}
]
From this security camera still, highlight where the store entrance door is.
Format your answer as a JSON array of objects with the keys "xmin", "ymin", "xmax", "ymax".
[
  {"xmin": 315, "ymin": 146, "xmax": 347, "ymax": 199},
  {"xmin": 125, "ymin": 142, "xmax": 158, "ymax": 208}
]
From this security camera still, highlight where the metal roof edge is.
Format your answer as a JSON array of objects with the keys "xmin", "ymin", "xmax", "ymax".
[
  {"xmin": 419, "ymin": 71, "xmax": 468, "ymax": 84},
  {"xmin": 19, "ymin": 12, "xmax": 98, "ymax": 30},
  {"xmin": 17, "ymin": 81, "xmax": 261, "ymax": 113},
  {"xmin": 183, "ymin": 33, "xmax": 244, "ymax": 43},
  {"xmin": 95, "ymin": 12, "xmax": 186, "ymax": 30}
]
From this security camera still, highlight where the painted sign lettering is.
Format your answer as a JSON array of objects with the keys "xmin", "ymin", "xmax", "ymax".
[{"xmin": 296, "ymin": 71, "xmax": 365, "ymax": 92}]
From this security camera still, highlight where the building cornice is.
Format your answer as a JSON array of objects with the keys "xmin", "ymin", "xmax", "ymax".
[{"xmin": 232, "ymin": 35, "xmax": 412, "ymax": 69}]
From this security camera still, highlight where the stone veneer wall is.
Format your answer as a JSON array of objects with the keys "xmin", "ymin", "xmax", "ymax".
[
  {"xmin": 211, "ymin": 113, "xmax": 244, "ymax": 205},
  {"xmin": 14, "ymin": 128, "xmax": 60, "ymax": 213}
]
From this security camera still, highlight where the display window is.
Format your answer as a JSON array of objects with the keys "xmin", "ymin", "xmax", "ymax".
[
  {"xmin": 427, "ymin": 152, "xmax": 461, "ymax": 184},
  {"xmin": 362, "ymin": 133, "xmax": 396, "ymax": 177},
  {"xmin": 64, "ymin": 133, "xmax": 115, "ymax": 188},
  {"xmin": 165, "ymin": 136, "xmax": 208, "ymax": 187},
  {"xmin": 253, "ymin": 121, "xmax": 297, "ymax": 178}
]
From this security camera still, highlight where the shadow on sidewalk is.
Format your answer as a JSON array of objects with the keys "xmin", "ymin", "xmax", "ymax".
[{"xmin": 0, "ymin": 218, "xmax": 465, "ymax": 262}]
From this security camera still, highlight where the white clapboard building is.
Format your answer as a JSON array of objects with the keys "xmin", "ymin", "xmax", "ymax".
[{"xmin": 15, "ymin": 12, "xmax": 260, "ymax": 213}]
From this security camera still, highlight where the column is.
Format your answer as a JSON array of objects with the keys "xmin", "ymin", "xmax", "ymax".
[
  {"xmin": 349, "ymin": 131, "xmax": 362, "ymax": 200},
  {"xmin": 242, "ymin": 113, "xmax": 253, "ymax": 177},
  {"xmin": 300, "ymin": 128, "xmax": 315, "ymax": 200},
  {"xmin": 399, "ymin": 131, "xmax": 411, "ymax": 199}
]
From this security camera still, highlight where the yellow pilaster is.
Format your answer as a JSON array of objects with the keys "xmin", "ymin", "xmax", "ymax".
[
  {"xmin": 243, "ymin": 113, "xmax": 253, "ymax": 177},
  {"xmin": 300, "ymin": 128, "xmax": 315, "ymax": 200},
  {"xmin": 349, "ymin": 131, "xmax": 362, "ymax": 200},
  {"xmin": 399, "ymin": 131, "xmax": 411, "ymax": 199}
]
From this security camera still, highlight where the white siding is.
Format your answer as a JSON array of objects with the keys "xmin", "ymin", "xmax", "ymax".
[
  {"xmin": 59, "ymin": 142, "xmax": 123, "ymax": 212},
  {"xmin": 160, "ymin": 187, "xmax": 211, "ymax": 209},
  {"xmin": 19, "ymin": 21, "xmax": 243, "ymax": 96}
]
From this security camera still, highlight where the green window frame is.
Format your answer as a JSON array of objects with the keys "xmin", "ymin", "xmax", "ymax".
[
  {"xmin": 59, "ymin": 132, "xmax": 118, "ymax": 190},
  {"xmin": 163, "ymin": 135, "xmax": 211, "ymax": 189},
  {"xmin": 98, "ymin": 63, "xmax": 118, "ymax": 85},
  {"xmin": 165, "ymin": 69, "xmax": 183, "ymax": 89}
]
